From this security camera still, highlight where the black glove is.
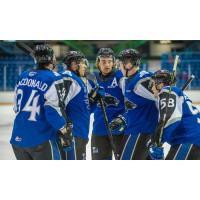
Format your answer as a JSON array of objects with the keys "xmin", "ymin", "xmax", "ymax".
[
  {"xmin": 59, "ymin": 122, "xmax": 73, "ymax": 148},
  {"xmin": 109, "ymin": 115, "xmax": 127, "ymax": 135},
  {"xmin": 88, "ymin": 85, "xmax": 106, "ymax": 103}
]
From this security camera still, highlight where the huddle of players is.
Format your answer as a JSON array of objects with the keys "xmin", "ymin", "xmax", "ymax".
[{"xmin": 10, "ymin": 44, "xmax": 200, "ymax": 160}]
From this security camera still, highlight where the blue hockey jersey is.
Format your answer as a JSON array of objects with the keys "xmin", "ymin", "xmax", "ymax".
[
  {"xmin": 62, "ymin": 70, "xmax": 90, "ymax": 140},
  {"xmin": 10, "ymin": 69, "xmax": 66, "ymax": 148},
  {"xmin": 158, "ymin": 86, "xmax": 200, "ymax": 146},
  {"xmin": 123, "ymin": 70, "xmax": 158, "ymax": 135},
  {"xmin": 90, "ymin": 70, "xmax": 125, "ymax": 136}
]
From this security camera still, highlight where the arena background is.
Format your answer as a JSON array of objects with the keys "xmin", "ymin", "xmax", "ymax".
[{"xmin": 0, "ymin": 40, "xmax": 200, "ymax": 159}]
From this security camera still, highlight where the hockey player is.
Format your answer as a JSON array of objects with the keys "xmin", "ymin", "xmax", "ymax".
[
  {"xmin": 10, "ymin": 44, "xmax": 72, "ymax": 160},
  {"xmin": 149, "ymin": 70, "xmax": 200, "ymax": 160},
  {"xmin": 111, "ymin": 48, "xmax": 158, "ymax": 160},
  {"xmin": 89, "ymin": 48, "xmax": 125, "ymax": 160},
  {"xmin": 62, "ymin": 51, "xmax": 90, "ymax": 160}
]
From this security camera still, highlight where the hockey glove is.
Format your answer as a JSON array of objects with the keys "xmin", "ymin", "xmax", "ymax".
[
  {"xmin": 88, "ymin": 85, "xmax": 105, "ymax": 103},
  {"xmin": 109, "ymin": 115, "xmax": 127, "ymax": 135},
  {"xmin": 59, "ymin": 121, "xmax": 73, "ymax": 148},
  {"xmin": 149, "ymin": 145, "xmax": 164, "ymax": 160}
]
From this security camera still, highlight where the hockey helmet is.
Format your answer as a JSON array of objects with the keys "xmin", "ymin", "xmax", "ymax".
[
  {"xmin": 118, "ymin": 49, "xmax": 141, "ymax": 66},
  {"xmin": 152, "ymin": 70, "xmax": 176, "ymax": 86},
  {"xmin": 63, "ymin": 51, "xmax": 85, "ymax": 68},
  {"xmin": 97, "ymin": 48, "xmax": 115, "ymax": 60},
  {"xmin": 34, "ymin": 44, "xmax": 55, "ymax": 65}
]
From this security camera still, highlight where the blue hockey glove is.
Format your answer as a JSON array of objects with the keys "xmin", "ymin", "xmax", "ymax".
[
  {"xmin": 109, "ymin": 115, "xmax": 127, "ymax": 135},
  {"xmin": 149, "ymin": 145, "xmax": 164, "ymax": 160}
]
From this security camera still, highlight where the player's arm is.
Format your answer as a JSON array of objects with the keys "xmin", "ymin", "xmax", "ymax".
[
  {"xmin": 44, "ymin": 78, "xmax": 73, "ymax": 147},
  {"xmin": 134, "ymin": 77, "xmax": 156, "ymax": 101},
  {"xmin": 13, "ymin": 75, "xmax": 22, "ymax": 113},
  {"xmin": 62, "ymin": 76, "xmax": 81, "ymax": 106},
  {"xmin": 119, "ymin": 76, "xmax": 126, "ymax": 95},
  {"xmin": 44, "ymin": 79, "xmax": 66, "ymax": 131}
]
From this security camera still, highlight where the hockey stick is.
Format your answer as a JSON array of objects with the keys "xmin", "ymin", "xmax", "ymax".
[
  {"xmin": 86, "ymin": 72, "xmax": 120, "ymax": 160},
  {"xmin": 181, "ymin": 74, "xmax": 195, "ymax": 91},
  {"xmin": 16, "ymin": 42, "xmax": 36, "ymax": 63}
]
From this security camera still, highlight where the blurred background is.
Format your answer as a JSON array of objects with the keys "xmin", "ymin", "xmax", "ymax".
[{"xmin": 0, "ymin": 40, "xmax": 200, "ymax": 92}]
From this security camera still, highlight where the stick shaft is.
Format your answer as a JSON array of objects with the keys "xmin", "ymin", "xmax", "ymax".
[{"xmin": 182, "ymin": 75, "xmax": 195, "ymax": 91}]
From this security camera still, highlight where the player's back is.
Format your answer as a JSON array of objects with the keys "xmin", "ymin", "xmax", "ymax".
[
  {"xmin": 162, "ymin": 86, "xmax": 200, "ymax": 145},
  {"xmin": 124, "ymin": 70, "xmax": 158, "ymax": 135},
  {"xmin": 11, "ymin": 69, "xmax": 65, "ymax": 147}
]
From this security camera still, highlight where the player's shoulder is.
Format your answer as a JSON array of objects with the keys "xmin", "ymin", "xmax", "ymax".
[
  {"xmin": 161, "ymin": 86, "xmax": 182, "ymax": 96},
  {"xmin": 62, "ymin": 70, "xmax": 82, "ymax": 86},
  {"xmin": 134, "ymin": 70, "xmax": 153, "ymax": 87},
  {"xmin": 62, "ymin": 70, "xmax": 74, "ymax": 77},
  {"xmin": 62, "ymin": 70, "xmax": 79, "ymax": 80},
  {"xmin": 137, "ymin": 70, "xmax": 153, "ymax": 79},
  {"xmin": 43, "ymin": 70, "xmax": 62, "ymax": 82},
  {"xmin": 32, "ymin": 70, "xmax": 63, "ymax": 87}
]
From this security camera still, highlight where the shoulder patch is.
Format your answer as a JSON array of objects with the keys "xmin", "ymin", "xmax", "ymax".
[
  {"xmin": 53, "ymin": 71, "xmax": 61, "ymax": 76},
  {"xmin": 62, "ymin": 70, "xmax": 73, "ymax": 77},
  {"xmin": 139, "ymin": 71, "xmax": 150, "ymax": 78}
]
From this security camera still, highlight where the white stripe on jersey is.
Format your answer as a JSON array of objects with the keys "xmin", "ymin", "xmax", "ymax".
[
  {"xmin": 173, "ymin": 144, "xmax": 182, "ymax": 160},
  {"xmin": 185, "ymin": 144, "xmax": 193, "ymax": 160},
  {"xmin": 85, "ymin": 79, "xmax": 93, "ymax": 93},
  {"xmin": 134, "ymin": 77, "xmax": 156, "ymax": 101},
  {"xmin": 63, "ymin": 77, "xmax": 81, "ymax": 106},
  {"xmin": 119, "ymin": 77, "xmax": 126, "ymax": 95},
  {"xmin": 44, "ymin": 81, "xmax": 63, "ymax": 117}
]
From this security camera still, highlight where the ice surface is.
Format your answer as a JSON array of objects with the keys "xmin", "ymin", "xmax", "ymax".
[{"xmin": 1, "ymin": 105, "xmax": 199, "ymax": 160}]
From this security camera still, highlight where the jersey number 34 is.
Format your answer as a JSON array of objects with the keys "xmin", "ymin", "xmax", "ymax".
[{"xmin": 14, "ymin": 89, "xmax": 40, "ymax": 121}]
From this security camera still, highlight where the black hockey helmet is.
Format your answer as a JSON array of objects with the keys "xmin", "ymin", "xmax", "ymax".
[
  {"xmin": 63, "ymin": 51, "xmax": 85, "ymax": 68},
  {"xmin": 96, "ymin": 48, "xmax": 115, "ymax": 70},
  {"xmin": 97, "ymin": 48, "xmax": 115, "ymax": 60},
  {"xmin": 118, "ymin": 49, "xmax": 141, "ymax": 66},
  {"xmin": 152, "ymin": 70, "xmax": 176, "ymax": 86},
  {"xmin": 34, "ymin": 44, "xmax": 55, "ymax": 65}
]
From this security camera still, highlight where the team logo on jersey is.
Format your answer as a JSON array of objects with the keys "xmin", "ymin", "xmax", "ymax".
[
  {"xmin": 62, "ymin": 70, "xmax": 72, "ymax": 77},
  {"xmin": 97, "ymin": 94, "xmax": 119, "ymax": 107},
  {"xmin": 53, "ymin": 71, "xmax": 60, "ymax": 76},
  {"xmin": 58, "ymin": 88, "xmax": 66, "ymax": 102},
  {"xmin": 108, "ymin": 77, "xmax": 118, "ymax": 88},
  {"xmin": 139, "ymin": 71, "xmax": 149, "ymax": 78},
  {"xmin": 92, "ymin": 147, "xmax": 99, "ymax": 154},
  {"xmin": 15, "ymin": 136, "xmax": 22, "ymax": 142},
  {"xmin": 29, "ymin": 72, "xmax": 37, "ymax": 77},
  {"xmin": 125, "ymin": 98, "xmax": 137, "ymax": 111},
  {"xmin": 104, "ymin": 95, "xmax": 119, "ymax": 107}
]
